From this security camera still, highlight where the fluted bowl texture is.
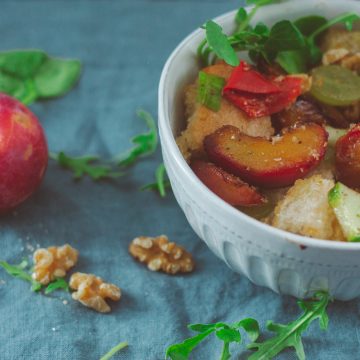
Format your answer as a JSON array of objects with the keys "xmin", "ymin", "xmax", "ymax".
[{"xmin": 158, "ymin": 0, "xmax": 360, "ymax": 300}]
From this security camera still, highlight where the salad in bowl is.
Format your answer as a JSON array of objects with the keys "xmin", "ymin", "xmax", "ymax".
[{"xmin": 159, "ymin": 0, "xmax": 360, "ymax": 299}]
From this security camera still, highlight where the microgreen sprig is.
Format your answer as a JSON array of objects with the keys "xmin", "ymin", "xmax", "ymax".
[
  {"xmin": 198, "ymin": 1, "xmax": 360, "ymax": 74},
  {"xmin": 165, "ymin": 318, "xmax": 259, "ymax": 360},
  {"xmin": 116, "ymin": 109, "xmax": 158, "ymax": 167},
  {"xmin": 51, "ymin": 110, "xmax": 158, "ymax": 181},
  {"xmin": 165, "ymin": 292, "xmax": 331, "ymax": 360},
  {"xmin": 141, "ymin": 163, "xmax": 171, "ymax": 198},
  {"xmin": 0, "ymin": 260, "xmax": 71, "ymax": 294},
  {"xmin": 0, "ymin": 260, "xmax": 42, "ymax": 291},
  {"xmin": 248, "ymin": 291, "xmax": 330, "ymax": 359},
  {"xmin": 50, "ymin": 152, "xmax": 123, "ymax": 181}
]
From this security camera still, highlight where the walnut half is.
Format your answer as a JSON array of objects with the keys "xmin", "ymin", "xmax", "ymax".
[
  {"xmin": 32, "ymin": 244, "xmax": 78, "ymax": 285},
  {"xmin": 129, "ymin": 235, "xmax": 195, "ymax": 274},
  {"xmin": 70, "ymin": 272, "xmax": 121, "ymax": 313}
]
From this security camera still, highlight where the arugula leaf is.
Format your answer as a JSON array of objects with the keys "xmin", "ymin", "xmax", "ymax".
[
  {"xmin": 205, "ymin": 20, "xmax": 240, "ymax": 67},
  {"xmin": 100, "ymin": 341, "xmax": 128, "ymax": 360},
  {"xmin": 233, "ymin": 318, "xmax": 260, "ymax": 342},
  {"xmin": 44, "ymin": 278, "xmax": 70, "ymax": 294},
  {"xmin": 265, "ymin": 20, "xmax": 305, "ymax": 59},
  {"xmin": 197, "ymin": 71, "xmax": 225, "ymax": 111},
  {"xmin": 0, "ymin": 260, "xmax": 42, "ymax": 292},
  {"xmin": 248, "ymin": 291, "xmax": 330, "ymax": 360},
  {"xmin": 166, "ymin": 329, "xmax": 215, "ymax": 360},
  {"xmin": 166, "ymin": 318, "xmax": 259, "ymax": 360},
  {"xmin": 141, "ymin": 163, "xmax": 171, "ymax": 197},
  {"xmin": 116, "ymin": 109, "xmax": 158, "ymax": 167},
  {"xmin": 275, "ymin": 50, "xmax": 307, "ymax": 74},
  {"xmin": 0, "ymin": 50, "xmax": 81, "ymax": 105},
  {"xmin": 294, "ymin": 15, "xmax": 328, "ymax": 36},
  {"xmin": 51, "ymin": 152, "xmax": 123, "ymax": 181}
]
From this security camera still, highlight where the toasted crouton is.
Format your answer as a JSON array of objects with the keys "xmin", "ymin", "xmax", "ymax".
[
  {"xmin": 177, "ymin": 63, "xmax": 274, "ymax": 160},
  {"xmin": 321, "ymin": 28, "xmax": 360, "ymax": 53},
  {"xmin": 271, "ymin": 175, "xmax": 345, "ymax": 240}
]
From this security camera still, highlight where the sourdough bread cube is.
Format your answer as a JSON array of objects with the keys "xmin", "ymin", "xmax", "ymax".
[{"xmin": 271, "ymin": 175, "xmax": 345, "ymax": 240}]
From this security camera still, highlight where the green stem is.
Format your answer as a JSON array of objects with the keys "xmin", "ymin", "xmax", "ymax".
[
  {"xmin": 235, "ymin": 5, "xmax": 259, "ymax": 33},
  {"xmin": 220, "ymin": 342, "xmax": 230, "ymax": 360},
  {"xmin": 309, "ymin": 12, "xmax": 359, "ymax": 41},
  {"xmin": 156, "ymin": 163, "xmax": 167, "ymax": 197},
  {"xmin": 99, "ymin": 341, "xmax": 128, "ymax": 360}
]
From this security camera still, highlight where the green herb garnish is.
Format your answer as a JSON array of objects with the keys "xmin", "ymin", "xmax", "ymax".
[
  {"xmin": 0, "ymin": 50, "xmax": 81, "ymax": 105},
  {"xmin": 165, "ymin": 318, "xmax": 259, "ymax": 360},
  {"xmin": 204, "ymin": 21, "xmax": 240, "ymax": 67},
  {"xmin": 198, "ymin": 2, "xmax": 359, "ymax": 74},
  {"xmin": 116, "ymin": 109, "xmax": 158, "ymax": 167},
  {"xmin": 0, "ymin": 260, "xmax": 42, "ymax": 291},
  {"xmin": 44, "ymin": 278, "xmax": 70, "ymax": 294},
  {"xmin": 100, "ymin": 341, "xmax": 128, "ymax": 360},
  {"xmin": 50, "ymin": 152, "xmax": 123, "ymax": 181},
  {"xmin": 0, "ymin": 259, "xmax": 72, "ymax": 295},
  {"xmin": 141, "ymin": 163, "xmax": 171, "ymax": 198},
  {"xmin": 248, "ymin": 291, "xmax": 330, "ymax": 359},
  {"xmin": 197, "ymin": 71, "xmax": 225, "ymax": 111}
]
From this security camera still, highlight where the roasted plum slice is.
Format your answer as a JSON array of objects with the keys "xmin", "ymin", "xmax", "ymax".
[
  {"xmin": 335, "ymin": 124, "xmax": 360, "ymax": 188},
  {"xmin": 204, "ymin": 123, "xmax": 328, "ymax": 188},
  {"xmin": 190, "ymin": 159, "xmax": 266, "ymax": 206},
  {"xmin": 272, "ymin": 99, "xmax": 326, "ymax": 132}
]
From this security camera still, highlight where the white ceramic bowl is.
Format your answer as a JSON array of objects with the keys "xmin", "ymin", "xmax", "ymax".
[{"xmin": 159, "ymin": 0, "xmax": 360, "ymax": 300}]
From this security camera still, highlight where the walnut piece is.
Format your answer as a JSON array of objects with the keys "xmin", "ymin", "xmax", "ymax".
[
  {"xmin": 70, "ymin": 272, "xmax": 121, "ymax": 313},
  {"xmin": 32, "ymin": 244, "xmax": 78, "ymax": 285},
  {"xmin": 129, "ymin": 235, "xmax": 195, "ymax": 274},
  {"xmin": 322, "ymin": 48, "xmax": 360, "ymax": 74}
]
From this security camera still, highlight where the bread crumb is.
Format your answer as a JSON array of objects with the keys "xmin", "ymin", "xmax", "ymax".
[{"xmin": 270, "ymin": 175, "xmax": 345, "ymax": 240}]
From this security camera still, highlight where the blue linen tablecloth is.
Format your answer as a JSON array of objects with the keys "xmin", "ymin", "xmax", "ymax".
[{"xmin": 0, "ymin": 1, "xmax": 359, "ymax": 359}]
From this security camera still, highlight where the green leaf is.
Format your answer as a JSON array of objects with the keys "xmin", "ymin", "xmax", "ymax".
[
  {"xmin": 166, "ymin": 329, "xmax": 215, "ymax": 360},
  {"xmin": 294, "ymin": 15, "xmax": 328, "ymax": 36},
  {"xmin": 0, "ymin": 260, "xmax": 42, "ymax": 292},
  {"xmin": 0, "ymin": 50, "xmax": 46, "ymax": 78},
  {"xmin": 117, "ymin": 109, "xmax": 158, "ymax": 167},
  {"xmin": 100, "ymin": 341, "xmax": 128, "ymax": 360},
  {"xmin": 0, "ymin": 49, "xmax": 81, "ymax": 105},
  {"xmin": 235, "ymin": 8, "xmax": 248, "ymax": 26},
  {"xmin": 34, "ymin": 58, "xmax": 81, "ymax": 98},
  {"xmin": 216, "ymin": 328, "xmax": 241, "ymax": 343},
  {"xmin": 141, "ymin": 163, "xmax": 171, "ymax": 198},
  {"xmin": 205, "ymin": 20, "xmax": 240, "ymax": 67},
  {"xmin": 276, "ymin": 50, "xmax": 307, "ymax": 74},
  {"xmin": 233, "ymin": 318, "xmax": 260, "ymax": 342},
  {"xmin": 45, "ymin": 278, "xmax": 70, "ymax": 294},
  {"xmin": 51, "ymin": 151, "xmax": 123, "ymax": 181},
  {"xmin": 197, "ymin": 71, "xmax": 225, "ymax": 111},
  {"xmin": 248, "ymin": 292, "xmax": 330, "ymax": 360},
  {"xmin": 188, "ymin": 323, "xmax": 224, "ymax": 333},
  {"xmin": 265, "ymin": 20, "xmax": 306, "ymax": 59}
]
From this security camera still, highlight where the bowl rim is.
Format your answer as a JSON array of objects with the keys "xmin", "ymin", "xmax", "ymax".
[{"xmin": 158, "ymin": 0, "xmax": 360, "ymax": 251}]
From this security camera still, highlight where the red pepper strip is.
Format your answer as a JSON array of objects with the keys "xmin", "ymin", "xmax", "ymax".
[
  {"xmin": 224, "ymin": 61, "xmax": 281, "ymax": 94},
  {"xmin": 223, "ymin": 62, "xmax": 303, "ymax": 118}
]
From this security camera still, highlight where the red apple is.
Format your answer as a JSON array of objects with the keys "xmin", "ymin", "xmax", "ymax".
[{"xmin": 0, "ymin": 93, "xmax": 48, "ymax": 212}]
